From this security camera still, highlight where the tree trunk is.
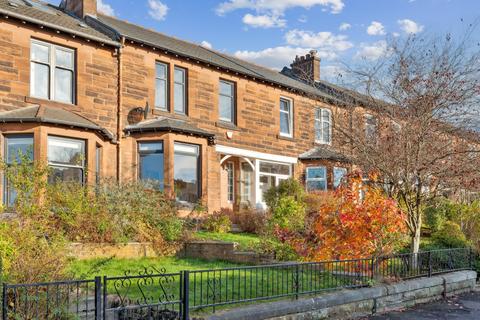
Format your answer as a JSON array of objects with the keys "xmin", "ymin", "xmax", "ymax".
[{"xmin": 410, "ymin": 227, "xmax": 421, "ymax": 254}]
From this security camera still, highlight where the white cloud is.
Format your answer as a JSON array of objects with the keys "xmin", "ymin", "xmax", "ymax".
[
  {"xmin": 97, "ymin": 0, "xmax": 114, "ymax": 16},
  {"xmin": 216, "ymin": 0, "xmax": 345, "ymax": 15},
  {"xmin": 339, "ymin": 22, "xmax": 351, "ymax": 31},
  {"xmin": 285, "ymin": 29, "xmax": 353, "ymax": 51},
  {"xmin": 148, "ymin": 0, "xmax": 168, "ymax": 21},
  {"xmin": 355, "ymin": 40, "xmax": 388, "ymax": 60},
  {"xmin": 234, "ymin": 46, "xmax": 337, "ymax": 70},
  {"xmin": 397, "ymin": 19, "xmax": 424, "ymax": 34},
  {"xmin": 242, "ymin": 14, "xmax": 286, "ymax": 28},
  {"xmin": 321, "ymin": 64, "xmax": 345, "ymax": 81},
  {"xmin": 200, "ymin": 41, "xmax": 212, "ymax": 49},
  {"xmin": 367, "ymin": 21, "xmax": 386, "ymax": 36}
]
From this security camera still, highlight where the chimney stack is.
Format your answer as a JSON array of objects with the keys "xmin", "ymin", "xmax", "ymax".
[
  {"xmin": 61, "ymin": 0, "xmax": 97, "ymax": 18},
  {"xmin": 290, "ymin": 50, "xmax": 321, "ymax": 83}
]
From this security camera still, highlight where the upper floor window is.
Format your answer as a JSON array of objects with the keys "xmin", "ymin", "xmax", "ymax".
[
  {"xmin": 219, "ymin": 80, "xmax": 235, "ymax": 123},
  {"xmin": 30, "ymin": 39, "xmax": 75, "ymax": 104},
  {"xmin": 280, "ymin": 98, "xmax": 293, "ymax": 137},
  {"xmin": 365, "ymin": 114, "xmax": 377, "ymax": 141},
  {"xmin": 315, "ymin": 108, "xmax": 332, "ymax": 144},
  {"xmin": 174, "ymin": 67, "xmax": 187, "ymax": 114},
  {"xmin": 306, "ymin": 166, "xmax": 327, "ymax": 191},
  {"xmin": 47, "ymin": 136, "xmax": 85, "ymax": 184},
  {"xmin": 155, "ymin": 62, "xmax": 168, "ymax": 110}
]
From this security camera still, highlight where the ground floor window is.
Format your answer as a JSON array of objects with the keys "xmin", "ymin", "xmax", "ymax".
[
  {"xmin": 3, "ymin": 134, "xmax": 34, "ymax": 206},
  {"xmin": 226, "ymin": 162, "xmax": 234, "ymax": 202},
  {"xmin": 333, "ymin": 167, "xmax": 347, "ymax": 188},
  {"xmin": 240, "ymin": 162, "xmax": 253, "ymax": 205},
  {"xmin": 258, "ymin": 161, "xmax": 291, "ymax": 203},
  {"xmin": 138, "ymin": 141, "xmax": 164, "ymax": 190},
  {"xmin": 306, "ymin": 166, "xmax": 327, "ymax": 191},
  {"xmin": 47, "ymin": 136, "xmax": 85, "ymax": 184},
  {"xmin": 174, "ymin": 142, "xmax": 200, "ymax": 203}
]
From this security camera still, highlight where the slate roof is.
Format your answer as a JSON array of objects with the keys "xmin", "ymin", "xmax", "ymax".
[
  {"xmin": 0, "ymin": 105, "xmax": 114, "ymax": 140},
  {"xmin": 0, "ymin": 0, "xmax": 118, "ymax": 46},
  {"xmin": 93, "ymin": 14, "xmax": 352, "ymax": 105},
  {"xmin": 125, "ymin": 117, "xmax": 215, "ymax": 140},
  {"xmin": 299, "ymin": 146, "xmax": 351, "ymax": 162}
]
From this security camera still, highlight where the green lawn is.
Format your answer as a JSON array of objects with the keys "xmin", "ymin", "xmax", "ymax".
[{"xmin": 192, "ymin": 231, "xmax": 261, "ymax": 251}]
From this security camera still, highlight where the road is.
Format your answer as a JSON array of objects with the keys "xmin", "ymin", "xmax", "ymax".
[{"xmin": 365, "ymin": 291, "xmax": 480, "ymax": 320}]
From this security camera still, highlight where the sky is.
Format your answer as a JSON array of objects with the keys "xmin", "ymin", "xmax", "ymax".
[{"xmin": 46, "ymin": 0, "xmax": 480, "ymax": 82}]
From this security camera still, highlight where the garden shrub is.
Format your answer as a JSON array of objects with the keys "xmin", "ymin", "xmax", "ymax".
[
  {"xmin": 202, "ymin": 211, "xmax": 232, "ymax": 233},
  {"xmin": 263, "ymin": 178, "xmax": 305, "ymax": 210},
  {"xmin": 235, "ymin": 206, "xmax": 267, "ymax": 234},
  {"xmin": 432, "ymin": 221, "xmax": 469, "ymax": 248}
]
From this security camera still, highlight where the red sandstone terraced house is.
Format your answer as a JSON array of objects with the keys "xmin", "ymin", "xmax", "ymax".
[{"xmin": 0, "ymin": 0, "xmax": 364, "ymax": 212}]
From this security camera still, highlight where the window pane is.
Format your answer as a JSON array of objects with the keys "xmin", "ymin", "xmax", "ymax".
[
  {"xmin": 156, "ymin": 63, "xmax": 167, "ymax": 79},
  {"xmin": 315, "ymin": 120, "xmax": 322, "ymax": 141},
  {"xmin": 31, "ymin": 62, "xmax": 49, "ymax": 99},
  {"xmin": 55, "ymin": 48, "xmax": 73, "ymax": 69},
  {"xmin": 307, "ymin": 180, "xmax": 326, "ymax": 191},
  {"xmin": 48, "ymin": 166, "xmax": 83, "ymax": 184},
  {"xmin": 307, "ymin": 167, "xmax": 326, "ymax": 179},
  {"xmin": 240, "ymin": 162, "xmax": 253, "ymax": 203},
  {"xmin": 174, "ymin": 143, "xmax": 199, "ymax": 203},
  {"xmin": 226, "ymin": 163, "xmax": 234, "ymax": 202},
  {"xmin": 174, "ymin": 82, "xmax": 185, "ymax": 113},
  {"xmin": 220, "ymin": 81, "xmax": 233, "ymax": 96},
  {"xmin": 259, "ymin": 162, "xmax": 290, "ymax": 175},
  {"xmin": 280, "ymin": 99, "xmax": 289, "ymax": 112},
  {"xmin": 155, "ymin": 78, "xmax": 167, "ymax": 109},
  {"xmin": 219, "ymin": 95, "xmax": 233, "ymax": 121},
  {"xmin": 334, "ymin": 167, "xmax": 347, "ymax": 188},
  {"xmin": 54, "ymin": 68, "xmax": 73, "ymax": 103},
  {"xmin": 48, "ymin": 136, "xmax": 84, "ymax": 166},
  {"xmin": 31, "ymin": 42, "xmax": 49, "ymax": 63},
  {"xmin": 6, "ymin": 136, "xmax": 34, "ymax": 163},
  {"xmin": 139, "ymin": 142, "xmax": 164, "ymax": 190},
  {"xmin": 280, "ymin": 112, "xmax": 290, "ymax": 135},
  {"xmin": 322, "ymin": 121, "xmax": 330, "ymax": 143},
  {"xmin": 174, "ymin": 67, "xmax": 185, "ymax": 83}
]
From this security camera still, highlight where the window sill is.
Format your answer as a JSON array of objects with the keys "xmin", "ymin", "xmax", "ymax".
[
  {"xmin": 277, "ymin": 134, "xmax": 295, "ymax": 142},
  {"xmin": 25, "ymin": 96, "xmax": 76, "ymax": 108},
  {"xmin": 215, "ymin": 121, "xmax": 240, "ymax": 131},
  {"xmin": 314, "ymin": 141, "xmax": 332, "ymax": 146}
]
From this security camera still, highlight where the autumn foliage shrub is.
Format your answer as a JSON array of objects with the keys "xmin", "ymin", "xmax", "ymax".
[{"xmin": 202, "ymin": 210, "xmax": 232, "ymax": 233}]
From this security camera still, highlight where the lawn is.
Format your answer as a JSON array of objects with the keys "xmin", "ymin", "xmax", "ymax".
[{"xmin": 192, "ymin": 231, "xmax": 261, "ymax": 251}]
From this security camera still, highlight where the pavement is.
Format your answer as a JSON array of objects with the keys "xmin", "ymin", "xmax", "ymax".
[{"xmin": 363, "ymin": 291, "xmax": 480, "ymax": 320}]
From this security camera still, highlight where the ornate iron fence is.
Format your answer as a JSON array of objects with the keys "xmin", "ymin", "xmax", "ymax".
[{"xmin": 1, "ymin": 248, "xmax": 474, "ymax": 320}]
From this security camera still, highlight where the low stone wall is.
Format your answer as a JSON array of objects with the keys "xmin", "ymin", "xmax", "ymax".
[
  {"xmin": 206, "ymin": 270, "xmax": 477, "ymax": 320},
  {"xmin": 180, "ymin": 241, "xmax": 274, "ymax": 264},
  {"xmin": 68, "ymin": 242, "xmax": 158, "ymax": 260}
]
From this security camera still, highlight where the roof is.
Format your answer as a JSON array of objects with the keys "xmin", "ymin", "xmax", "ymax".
[
  {"xmin": 125, "ymin": 117, "xmax": 216, "ymax": 143},
  {"xmin": 93, "ymin": 14, "xmax": 349, "ymax": 105},
  {"xmin": 0, "ymin": 0, "xmax": 118, "ymax": 46},
  {"xmin": 299, "ymin": 146, "xmax": 350, "ymax": 162},
  {"xmin": 0, "ymin": 105, "xmax": 114, "ymax": 140}
]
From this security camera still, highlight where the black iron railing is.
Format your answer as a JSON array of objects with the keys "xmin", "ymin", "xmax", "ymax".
[{"xmin": 1, "ymin": 248, "xmax": 474, "ymax": 320}]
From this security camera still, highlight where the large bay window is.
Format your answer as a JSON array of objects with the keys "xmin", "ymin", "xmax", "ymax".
[
  {"xmin": 280, "ymin": 98, "xmax": 293, "ymax": 137},
  {"xmin": 174, "ymin": 143, "xmax": 200, "ymax": 203},
  {"xmin": 138, "ymin": 141, "xmax": 164, "ymax": 190},
  {"xmin": 30, "ymin": 39, "xmax": 75, "ymax": 104},
  {"xmin": 315, "ymin": 108, "xmax": 332, "ymax": 144},
  {"xmin": 306, "ymin": 166, "xmax": 327, "ymax": 191},
  {"xmin": 3, "ymin": 135, "xmax": 34, "ymax": 206},
  {"xmin": 259, "ymin": 161, "xmax": 291, "ymax": 203},
  {"xmin": 47, "ymin": 136, "xmax": 85, "ymax": 184}
]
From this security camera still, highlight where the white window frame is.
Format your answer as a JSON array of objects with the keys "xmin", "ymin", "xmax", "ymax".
[
  {"xmin": 240, "ymin": 161, "xmax": 253, "ymax": 204},
  {"xmin": 155, "ymin": 61, "xmax": 169, "ymax": 110},
  {"xmin": 306, "ymin": 166, "xmax": 327, "ymax": 191},
  {"xmin": 279, "ymin": 97, "xmax": 293, "ymax": 138},
  {"xmin": 333, "ymin": 167, "xmax": 347, "ymax": 189},
  {"xmin": 226, "ymin": 162, "xmax": 234, "ymax": 203},
  {"xmin": 219, "ymin": 80, "xmax": 235, "ymax": 123},
  {"xmin": 174, "ymin": 66, "xmax": 186, "ymax": 114},
  {"xmin": 315, "ymin": 108, "xmax": 332, "ymax": 145},
  {"xmin": 47, "ymin": 135, "xmax": 85, "ymax": 183},
  {"xmin": 30, "ymin": 39, "xmax": 75, "ymax": 104},
  {"xmin": 257, "ymin": 160, "xmax": 292, "ymax": 204}
]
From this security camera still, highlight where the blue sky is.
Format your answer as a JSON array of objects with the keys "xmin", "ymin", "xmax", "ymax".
[{"xmin": 48, "ymin": 0, "xmax": 479, "ymax": 81}]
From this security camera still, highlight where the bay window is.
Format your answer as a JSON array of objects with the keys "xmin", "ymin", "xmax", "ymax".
[
  {"xmin": 47, "ymin": 136, "xmax": 85, "ymax": 184},
  {"xmin": 174, "ymin": 143, "xmax": 200, "ymax": 203},
  {"xmin": 138, "ymin": 141, "xmax": 164, "ymax": 190},
  {"xmin": 306, "ymin": 166, "xmax": 327, "ymax": 191},
  {"xmin": 258, "ymin": 161, "xmax": 291, "ymax": 203},
  {"xmin": 30, "ymin": 39, "xmax": 75, "ymax": 104}
]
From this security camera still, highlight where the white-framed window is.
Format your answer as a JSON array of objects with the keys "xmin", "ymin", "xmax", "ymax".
[
  {"xmin": 155, "ymin": 62, "xmax": 168, "ymax": 110},
  {"xmin": 47, "ymin": 136, "xmax": 85, "ymax": 184},
  {"xmin": 365, "ymin": 114, "xmax": 377, "ymax": 141},
  {"xmin": 174, "ymin": 66, "xmax": 186, "ymax": 114},
  {"xmin": 3, "ymin": 134, "xmax": 34, "ymax": 207},
  {"xmin": 315, "ymin": 108, "xmax": 332, "ymax": 144},
  {"xmin": 306, "ymin": 166, "xmax": 327, "ymax": 191},
  {"xmin": 174, "ymin": 142, "xmax": 200, "ymax": 203},
  {"xmin": 30, "ymin": 39, "xmax": 75, "ymax": 104},
  {"xmin": 333, "ymin": 167, "xmax": 347, "ymax": 189},
  {"xmin": 219, "ymin": 80, "xmax": 235, "ymax": 123},
  {"xmin": 258, "ymin": 160, "xmax": 292, "ymax": 203},
  {"xmin": 240, "ymin": 161, "xmax": 253, "ymax": 204},
  {"xmin": 280, "ymin": 97, "xmax": 293, "ymax": 137},
  {"xmin": 226, "ymin": 162, "xmax": 234, "ymax": 202}
]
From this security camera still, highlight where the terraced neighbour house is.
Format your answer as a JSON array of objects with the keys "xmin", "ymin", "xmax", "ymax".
[{"xmin": 0, "ymin": 0, "xmax": 395, "ymax": 212}]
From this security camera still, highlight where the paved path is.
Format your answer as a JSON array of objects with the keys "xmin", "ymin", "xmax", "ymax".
[{"xmin": 365, "ymin": 291, "xmax": 480, "ymax": 320}]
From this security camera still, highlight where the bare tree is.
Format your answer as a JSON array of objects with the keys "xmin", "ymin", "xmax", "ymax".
[{"xmin": 333, "ymin": 26, "xmax": 480, "ymax": 254}]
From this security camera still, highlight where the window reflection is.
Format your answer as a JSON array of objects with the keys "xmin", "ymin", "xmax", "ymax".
[
  {"xmin": 138, "ymin": 141, "xmax": 164, "ymax": 190},
  {"xmin": 174, "ymin": 143, "xmax": 200, "ymax": 203}
]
